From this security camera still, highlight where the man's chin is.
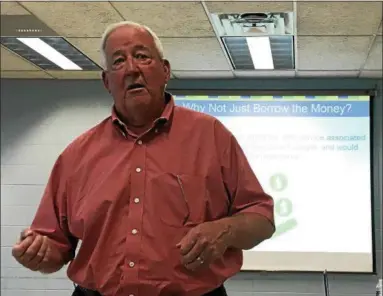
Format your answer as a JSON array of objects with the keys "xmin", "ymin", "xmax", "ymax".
[{"xmin": 124, "ymin": 93, "xmax": 151, "ymax": 109}]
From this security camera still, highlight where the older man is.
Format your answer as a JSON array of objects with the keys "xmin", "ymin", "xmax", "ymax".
[{"xmin": 12, "ymin": 21, "xmax": 275, "ymax": 296}]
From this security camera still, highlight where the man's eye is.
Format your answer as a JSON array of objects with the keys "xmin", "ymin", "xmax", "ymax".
[
  {"xmin": 113, "ymin": 57, "xmax": 124, "ymax": 64},
  {"xmin": 135, "ymin": 53, "xmax": 148, "ymax": 59}
]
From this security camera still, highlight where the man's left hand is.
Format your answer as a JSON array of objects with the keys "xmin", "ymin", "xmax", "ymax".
[{"xmin": 176, "ymin": 220, "xmax": 232, "ymax": 271}]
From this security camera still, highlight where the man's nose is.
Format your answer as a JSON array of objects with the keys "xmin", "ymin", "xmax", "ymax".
[{"xmin": 124, "ymin": 57, "xmax": 139, "ymax": 74}]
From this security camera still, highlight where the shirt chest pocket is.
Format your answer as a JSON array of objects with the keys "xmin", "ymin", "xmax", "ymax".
[{"xmin": 148, "ymin": 173, "xmax": 209, "ymax": 227}]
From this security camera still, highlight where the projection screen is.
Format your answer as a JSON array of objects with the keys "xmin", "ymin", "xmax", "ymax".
[{"xmin": 174, "ymin": 94, "xmax": 374, "ymax": 273}]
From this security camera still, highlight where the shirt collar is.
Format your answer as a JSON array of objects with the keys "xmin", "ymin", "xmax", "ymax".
[{"xmin": 111, "ymin": 91, "xmax": 175, "ymax": 134}]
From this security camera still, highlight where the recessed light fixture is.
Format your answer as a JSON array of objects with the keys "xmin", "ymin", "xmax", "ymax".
[
  {"xmin": 17, "ymin": 38, "xmax": 82, "ymax": 70},
  {"xmin": 246, "ymin": 37, "xmax": 274, "ymax": 69},
  {"xmin": 1, "ymin": 36, "xmax": 101, "ymax": 71}
]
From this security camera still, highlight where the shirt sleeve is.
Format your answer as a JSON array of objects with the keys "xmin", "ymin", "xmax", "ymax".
[
  {"xmin": 215, "ymin": 120, "xmax": 275, "ymax": 227},
  {"xmin": 30, "ymin": 154, "xmax": 78, "ymax": 264}
]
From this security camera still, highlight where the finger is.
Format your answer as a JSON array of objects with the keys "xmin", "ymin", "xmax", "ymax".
[
  {"xmin": 28, "ymin": 236, "xmax": 48, "ymax": 271},
  {"xmin": 179, "ymin": 238, "xmax": 197, "ymax": 256},
  {"xmin": 184, "ymin": 244, "xmax": 214, "ymax": 271},
  {"xmin": 19, "ymin": 229, "xmax": 33, "ymax": 242},
  {"xmin": 12, "ymin": 236, "xmax": 34, "ymax": 258},
  {"xmin": 177, "ymin": 231, "xmax": 199, "ymax": 256},
  {"xmin": 198, "ymin": 244, "xmax": 214, "ymax": 264},
  {"xmin": 181, "ymin": 238, "xmax": 208, "ymax": 266},
  {"xmin": 185, "ymin": 257, "xmax": 206, "ymax": 271},
  {"xmin": 20, "ymin": 235, "xmax": 44, "ymax": 264}
]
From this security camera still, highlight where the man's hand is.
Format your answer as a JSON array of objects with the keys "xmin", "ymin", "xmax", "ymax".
[
  {"xmin": 12, "ymin": 229, "xmax": 65, "ymax": 273},
  {"xmin": 176, "ymin": 220, "xmax": 231, "ymax": 271}
]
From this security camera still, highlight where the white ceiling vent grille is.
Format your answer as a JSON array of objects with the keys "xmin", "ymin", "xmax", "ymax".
[
  {"xmin": 210, "ymin": 11, "xmax": 295, "ymax": 70},
  {"xmin": 211, "ymin": 12, "xmax": 294, "ymax": 37}
]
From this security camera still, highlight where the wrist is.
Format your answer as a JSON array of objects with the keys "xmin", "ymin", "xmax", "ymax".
[{"xmin": 215, "ymin": 218, "xmax": 236, "ymax": 249}]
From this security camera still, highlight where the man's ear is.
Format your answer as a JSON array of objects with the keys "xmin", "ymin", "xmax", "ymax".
[
  {"xmin": 163, "ymin": 59, "xmax": 171, "ymax": 81},
  {"xmin": 102, "ymin": 70, "xmax": 110, "ymax": 93}
]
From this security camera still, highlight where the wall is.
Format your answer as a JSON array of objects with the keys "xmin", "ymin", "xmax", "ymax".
[{"xmin": 1, "ymin": 78, "xmax": 382, "ymax": 296}]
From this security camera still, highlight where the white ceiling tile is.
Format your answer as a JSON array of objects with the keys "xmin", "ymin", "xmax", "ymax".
[
  {"xmin": 112, "ymin": 0, "xmax": 201, "ymax": 1},
  {"xmin": 364, "ymin": 36, "xmax": 382, "ymax": 70},
  {"xmin": 297, "ymin": 2, "xmax": 382, "ymax": 35},
  {"xmin": 297, "ymin": 36, "xmax": 371, "ymax": 70},
  {"xmin": 1, "ymin": 47, "xmax": 41, "ymax": 71},
  {"xmin": 297, "ymin": 71, "xmax": 359, "ymax": 77},
  {"xmin": 66, "ymin": 38, "xmax": 102, "ymax": 67},
  {"xmin": 0, "ymin": 2, "xmax": 30, "ymax": 15},
  {"xmin": 359, "ymin": 70, "xmax": 382, "ymax": 78},
  {"xmin": 234, "ymin": 70, "xmax": 295, "ymax": 77},
  {"xmin": 111, "ymin": 2, "xmax": 214, "ymax": 37},
  {"xmin": 295, "ymin": 0, "xmax": 381, "ymax": 1},
  {"xmin": 206, "ymin": 1, "xmax": 293, "ymax": 14},
  {"xmin": 0, "ymin": 71, "xmax": 53, "ymax": 79},
  {"xmin": 162, "ymin": 38, "xmax": 231, "ymax": 71},
  {"xmin": 47, "ymin": 71, "xmax": 102, "ymax": 80},
  {"xmin": 107, "ymin": 0, "xmax": 290, "ymax": 1},
  {"xmin": 172, "ymin": 71, "xmax": 234, "ymax": 79},
  {"xmin": 19, "ymin": 2, "xmax": 123, "ymax": 37},
  {"xmin": 111, "ymin": 0, "xmax": 290, "ymax": 1}
]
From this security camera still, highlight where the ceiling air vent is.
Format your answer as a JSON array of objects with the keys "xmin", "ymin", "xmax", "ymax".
[
  {"xmin": 210, "ymin": 11, "xmax": 295, "ymax": 70},
  {"xmin": 239, "ymin": 13, "xmax": 269, "ymax": 21},
  {"xmin": 211, "ymin": 12, "xmax": 294, "ymax": 36}
]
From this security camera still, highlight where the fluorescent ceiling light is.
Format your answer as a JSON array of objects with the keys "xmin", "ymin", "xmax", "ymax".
[
  {"xmin": 246, "ymin": 37, "xmax": 274, "ymax": 70},
  {"xmin": 17, "ymin": 37, "xmax": 82, "ymax": 70}
]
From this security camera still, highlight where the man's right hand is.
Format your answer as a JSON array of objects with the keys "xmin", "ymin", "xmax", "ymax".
[{"xmin": 12, "ymin": 229, "xmax": 64, "ymax": 273}]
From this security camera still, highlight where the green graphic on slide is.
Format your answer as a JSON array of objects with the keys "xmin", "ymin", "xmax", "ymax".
[
  {"xmin": 273, "ymin": 218, "xmax": 298, "ymax": 238},
  {"xmin": 269, "ymin": 173, "xmax": 288, "ymax": 192},
  {"xmin": 268, "ymin": 173, "xmax": 298, "ymax": 238},
  {"xmin": 276, "ymin": 198, "xmax": 293, "ymax": 217},
  {"xmin": 272, "ymin": 198, "xmax": 298, "ymax": 238}
]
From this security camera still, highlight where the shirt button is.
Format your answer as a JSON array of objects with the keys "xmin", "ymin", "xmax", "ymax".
[
  {"xmin": 132, "ymin": 229, "xmax": 138, "ymax": 235},
  {"xmin": 137, "ymin": 140, "xmax": 142, "ymax": 145},
  {"xmin": 134, "ymin": 198, "xmax": 140, "ymax": 203},
  {"xmin": 135, "ymin": 167, "xmax": 141, "ymax": 173},
  {"xmin": 154, "ymin": 128, "xmax": 159, "ymax": 133},
  {"xmin": 129, "ymin": 261, "xmax": 135, "ymax": 268}
]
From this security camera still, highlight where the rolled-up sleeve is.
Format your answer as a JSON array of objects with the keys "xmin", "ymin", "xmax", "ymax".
[
  {"xmin": 30, "ymin": 154, "xmax": 78, "ymax": 264},
  {"xmin": 215, "ymin": 120, "xmax": 275, "ymax": 227}
]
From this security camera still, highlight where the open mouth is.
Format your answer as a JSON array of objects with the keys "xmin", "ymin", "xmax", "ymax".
[{"xmin": 127, "ymin": 83, "xmax": 145, "ymax": 91}]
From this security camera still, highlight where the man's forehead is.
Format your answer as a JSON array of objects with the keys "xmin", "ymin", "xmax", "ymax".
[{"xmin": 106, "ymin": 26, "xmax": 152, "ymax": 48}]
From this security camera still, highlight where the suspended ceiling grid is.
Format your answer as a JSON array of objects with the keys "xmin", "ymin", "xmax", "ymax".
[{"xmin": 0, "ymin": 1, "xmax": 382, "ymax": 80}]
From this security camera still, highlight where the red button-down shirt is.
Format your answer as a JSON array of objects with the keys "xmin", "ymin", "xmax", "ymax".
[{"xmin": 30, "ymin": 93, "xmax": 274, "ymax": 296}]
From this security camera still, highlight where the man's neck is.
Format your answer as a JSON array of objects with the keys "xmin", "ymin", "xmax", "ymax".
[{"xmin": 118, "ymin": 100, "xmax": 166, "ymax": 134}]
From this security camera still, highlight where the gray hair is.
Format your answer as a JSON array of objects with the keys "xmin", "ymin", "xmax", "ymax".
[{"xmin": 100, "ymin": 21, "xmax": 164, "ymax": 69}]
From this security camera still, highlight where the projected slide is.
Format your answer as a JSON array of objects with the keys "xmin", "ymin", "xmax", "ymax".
[{"xmin": 174, "ymin": 95, "xmax": 373, "ymax": 273}]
